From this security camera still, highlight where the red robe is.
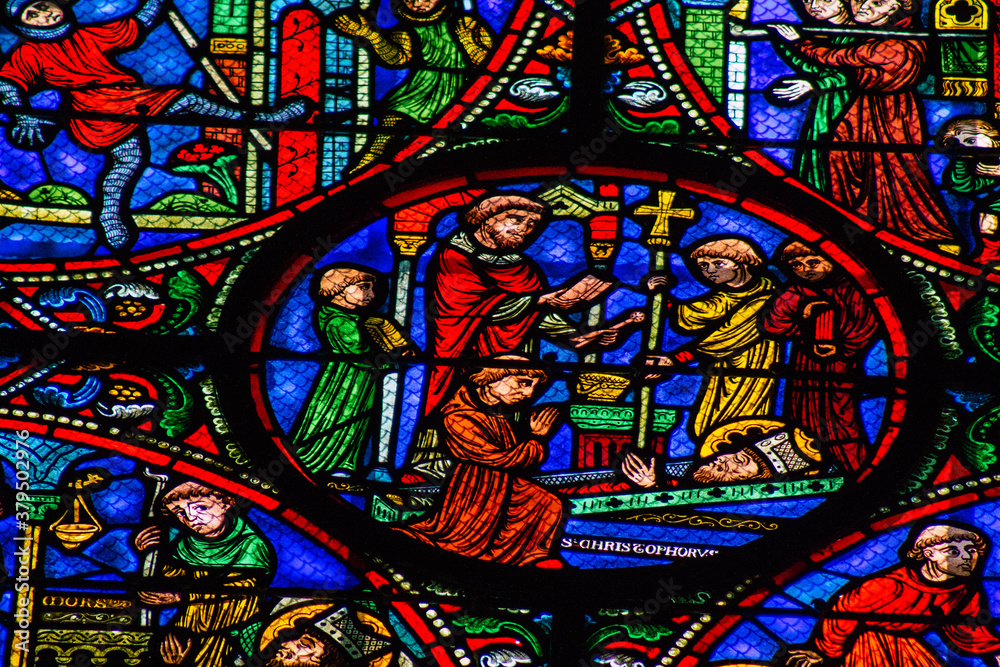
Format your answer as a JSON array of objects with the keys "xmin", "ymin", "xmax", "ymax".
[
  {"xmin": 398, "ymin": 386, "xmax": 564, "ymax": 565},
  {"xmin": 0, "ymin": 19, "xmax": 182, "ymax": 149},
  {"xmin": 763, "ymin": 275, "xmax": 878, "ymax": 471},
  {"xmin": 426, "ymin": 234, "xmax": 545, "ymax": 415},
  {"xmin": 812, "ymin": 566, "xmax": 1000, "ymax": 667},
  {"xmin": 795, "ymin": 21, "xmax": 956, "ymax": 243}
]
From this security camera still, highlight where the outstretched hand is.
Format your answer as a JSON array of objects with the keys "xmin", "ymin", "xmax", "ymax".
[
  {"xmin": 330, "ymin": 10, "xmax": 375, "ymax": 38},
  {"xmin": 570, "ymin": 328, "xmax": 618, "ymax": 348},
  {"xmin": 622, "ymin": 453, "xmax": 656, "ymax": 488},
  {"xmin": 160, "ymin": 633, "xmax": 192, "ymax": 665},
  {"xmin": 772, "ymin": 79, "xmax": 814, "ymax": 102},
  {"xmin": 11, "ymin": 115, "xmax": 56, "ymax": 148},
  {"xmin": 786, "ymin": 650, "xmax": 824, "ymax": 667},
  {"xmin": 138, "ymin": 590, "xmax": 182, "ymax": 605},
  {"xmin": 643, "ymin": 354, "xmax": 675, "ymax": 380},
  {"xmin": 768, "ymin": 24, "xmax": 801, "ymax": 41},
  {"xmin": 976, "ymin": 162, "xmax": 1000, "ymax": 177},
  {"xmin": 530, "ymin": 406, "xmax": 560, "ymax": 436}
]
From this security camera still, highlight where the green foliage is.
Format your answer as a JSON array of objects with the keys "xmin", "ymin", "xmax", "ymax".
[
  {"xmin": 152, "ymin": 371, "xmax": 198, "ymax": 438},
  {"xmin": 607, "ymin": 104, "xmax": 682, "ymax": 134},
  {"xmin": 904, "ymin": 407, "xmax": 956, "ymax": 491},
  {"xmin": 27, "ymin": 184, "xmax": 90, "ymax": 207},
  {"xmin": 482, "ymin": 98, "xmax": 569, "ymax": 129},
  {"xmin": 148, "ymin": 193, "xmax": 237, "ymax": 214},
  {"xmin": 587, "ymin": 622, "xmax": 673, "ymax": 649},
  {"xmin": 968, "ymin": 296, "xmax": 1000, "ymax": 365},
  {"xmin": 452, "ymin": 616, "xmax": 542, "ymax": 656},
  {"xmin": 962, "ymin": 401, "xmax": 1000, "ymax": 472},
  {"xmin": 155, "ymin": 270, "xmax": 205, "ymax": 335}
]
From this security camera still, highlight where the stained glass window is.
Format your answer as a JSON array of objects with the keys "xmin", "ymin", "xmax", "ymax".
[{"xmin": 1, "ymin": 0, "xmax": 1000, "ymax": 663}]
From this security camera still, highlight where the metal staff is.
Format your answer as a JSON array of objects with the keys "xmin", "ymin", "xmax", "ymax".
[{"xmin": 139, "ymin": 468, "xmax": 169, "ymax": 627}]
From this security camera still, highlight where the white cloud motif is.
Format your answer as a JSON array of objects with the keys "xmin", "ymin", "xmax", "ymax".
[
  {"xmin": 97, "ymin": 402, "xmax": 157, "ymax": 419},
  {"xmin": 509, "ymin": 78, "xmax": 561, "ymax": 103},
  {"xmin": 616, "ymin": 81, "xmax": 668, "ymax": 109},
  {"xmin": 480, "ymin": 648, "xmax": 533, "ymax": 667},
  {"xmin": 102, "ymin": 283, "xmax": 160, "ymax": 300},
  {"xmin": 593, "ymin": 654, "xmax": 644, "ymax": 667}
]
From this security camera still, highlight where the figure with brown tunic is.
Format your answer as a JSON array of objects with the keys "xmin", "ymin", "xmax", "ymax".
[
  {"xmin": 763, "ymin": 242, "xmax": 878, "ymax": 472},
  {"xmin": 769, "ymin": 0, "xmax": 960, "ymax": 249},
  {"xmin": 398, "ymin": 355, "xmax": 656, "ymax": 567}
]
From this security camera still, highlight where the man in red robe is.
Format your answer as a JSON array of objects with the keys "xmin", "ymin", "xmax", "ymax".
[
  {"xmin": 409, "ymin": 194, "xmax": 632, "ymax": 478},
  {"xmin": 425, "ymin": 193, "xmax": 622, "ymax": 415},
  {"xmin": 769, "ymin": 0, "xmax": 959, "ymax": 248},
  {"xmin": 398, "ymin": 357, "xmax": 565, "ymax": 567},
  {"xmin": 787, "ymin": 523, "xmax": 1000, "ymax": 667},
  {"xmin": 0, "ymin": 0, "xmax": 306, "ymax": 250},
  {"xmin": 399, "ymin": 356, "xmax": 654, "ymax": 567},
  {"xmin": 763, "ymin": 242, "xmax": 878, "ymax": 472}
]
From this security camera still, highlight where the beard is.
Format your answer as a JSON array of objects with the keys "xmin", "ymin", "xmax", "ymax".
[{"xmin": 486, "ymin": 227, "xmax": 525, "ymax": 250}]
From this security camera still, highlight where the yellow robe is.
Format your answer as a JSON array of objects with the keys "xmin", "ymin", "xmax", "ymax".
[{"xmin": 675, "ymin": 277, "xmax": 779, "ymax": 439}]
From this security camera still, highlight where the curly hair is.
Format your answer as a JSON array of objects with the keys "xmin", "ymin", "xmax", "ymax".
[
  {"xmin": 779, "ymin": 241, "xmax": 825, "ymax": 263},
  {"xmin": 941, "ymin": 117, "xmax": 1000, "ymax": 147},
  {"xmin": 467, "ymin": 354, "xmax": 547, "ymax": 386},
  {"xmin": 905, "ymin": 524, "xmax": 986, "ymax": 561},
  {"xmin": 161, "ymin": 481, "xmax": 235, "ymax": 513},
  {"xmin": 689, "ymin": 238, "xmax": 763, "ymax": 266},
  {"xmin": 464, "ymin": 195, "xmax": 548, "ymax": 228}
]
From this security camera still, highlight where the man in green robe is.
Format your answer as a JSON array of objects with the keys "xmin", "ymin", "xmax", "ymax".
[
  {"xmin": 291, "ymin": 265, "xmax": 414, "ymax": 476},
  {"xmin": 331, "ymin": 0, "xmax": 494, "ymax": 173},
  {"xmin": 134, "ymin": 481, "xmax": 276, "ymax": 667},
  {"xmin": 768, "ymin": 0, "xmax": 856, "ymax": 193}
]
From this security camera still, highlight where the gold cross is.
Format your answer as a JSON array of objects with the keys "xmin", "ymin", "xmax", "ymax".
[{"xmin": 634, "ymin": 190, "xmax": 696, "ymax": 245}]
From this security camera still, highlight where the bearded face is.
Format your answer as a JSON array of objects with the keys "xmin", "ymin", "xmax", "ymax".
[
  {"xmin": 478, "ymin": 209, "xmax": 541, "ymax": 250},
  {"xmin": 692, "ymin": 450, "xmax": 768, "ymax": 483},
  {"xmin": 269, "ymin": 633, "xmax": 332, "ymax": 667}
]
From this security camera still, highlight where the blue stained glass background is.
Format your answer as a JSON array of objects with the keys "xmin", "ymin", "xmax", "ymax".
[{"xmin": 710, "ymin": 620, "xmax": 780, "ymax": 661}]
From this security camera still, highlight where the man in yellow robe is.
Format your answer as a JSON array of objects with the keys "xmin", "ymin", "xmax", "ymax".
[{"xmin": 647, "ymin": 238, "xmax": 780, "ymax": 439}]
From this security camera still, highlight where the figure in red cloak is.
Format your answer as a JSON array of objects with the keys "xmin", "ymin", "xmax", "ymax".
[
  {"xmin": 398, "ymin": 356, "xmax": 653, "ymax": 567},
  {"xmin": 410, "ymin": 194, "xmax": 639, "ymax": 478},
  {"xmin": 0, "ymin": 0, "xmax": 307, "ymax": 250},
  {"xmin": 763, "ymin": 241, "xmax": 878, "ymax": 472},
  {"xmin": 769, "ymin": 0, "xmax": 960, "ymax": 249},
  {"xmin": 786, "ymin": 523, "xmax": 1000, "ymax": 667}
]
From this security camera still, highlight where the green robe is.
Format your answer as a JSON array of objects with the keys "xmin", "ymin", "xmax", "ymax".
[
  {"xmin": 384, "ymin": 20, "xmax": 470, "ymax": 123},
  {"xmin": 292, "ymin": 305, "xmax": 379, "ymax": 474},
  {"xmin": 164, "ymin": 517, "xmax": 274, "ymax": 667},
  {"xmin": 775, "ymin": 36, "xmax": 854, "ymax": 194},
  {"xmin": 944, "ymin": 157, "xmax": 1000, "ymax": 214}
]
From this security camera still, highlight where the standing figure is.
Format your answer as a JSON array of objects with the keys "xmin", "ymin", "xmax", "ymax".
[
  {"xmin": 769, "ymin": 0, "xmax": 855, "ymax": 194},
  {"xmin": 763, "ymin": 242, "xmax": 878, "ymax": 472},
  {"xmin": 769, "ymin": 0, "xmax": 960, "ymax": 249},
  {"xmin": 787, "ymin": 523, "xmax": 1000, "ymax": 667},
  {"xmin": 646, "ymin": 238, "xmax": 780, "ymax": 439},
  {"xmin": 0, "ymin": 0, "xmax": 307, "ymax": 250},
  {"xmin": 134, "ymin": 481, "xmax": 276, "ymax": 667},
  {"xmin": 331, "ymin": 0, "xmax": 494, "ymax": 174},
  {"xmin": 410, "ymin": 193, "xmax": 629, "ymax": 479},
  {"xmin": 941, "ymin": 117, "xmax": 1000, "ymax": 265},
  {"xmin": 290, "ymin": 265, "xmax": 413, "ymax": 476}
]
